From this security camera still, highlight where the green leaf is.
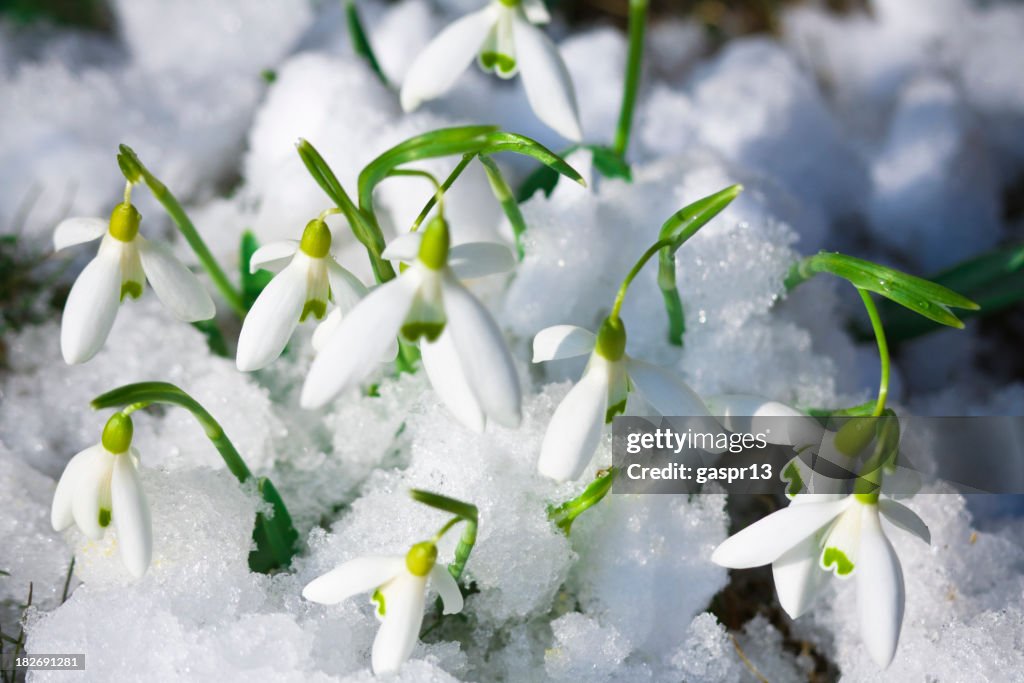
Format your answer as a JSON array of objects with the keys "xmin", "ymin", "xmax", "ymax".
[
  {"xmin": 790, "ymin": 252, "xmax": 980, "ymax": 329},
  {"xmin": 191, "ymin": 319, "xmax": 229, "ymax": 358},
  {"xmin": 482, "ymin": 132, "xmax": 585, "ymax": 188},
  {"xmin": 409, "ymin": 489, "xmax": 478, "ymax": 523},
  {"xmin": 657, "ymin": 184, "xmax": 743, "ymax": 249},
  {"xmin": 239, "ymin": 230, "xmax": 274, "ymax": 308},
  {"xmin": 248, "ymin": 477, "xmax": 300, "ymax": 573},
  {"xmin": 479, "ymin": 155, "xmax": 528, "ymax": 260},
  {"xmin": 344, "ymin": 0, "xmax": 388, "ymax": 86},
  {"xmin": 548, "ymin": 467, "xmax": 617, "ymax": 535},
  {"xmin": 587, "ymin": 144, "xmax": 632, "ymax": 181}
]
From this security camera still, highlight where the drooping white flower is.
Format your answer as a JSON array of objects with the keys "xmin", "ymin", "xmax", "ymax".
[
  {"xmin": 236, "ymin": 218, "xmax": 368, "ymax": 371},
  {"xmin": 54, "ymin": 203, "xmax": 215, "ymax": 365},
  {"xmin": 533, "ymin": 317, "xmax": 719, "ymax": 482},
  {"xmin": 301, "ymin": 217, "xmax": 520, "ymax": 433},
  {"xmin": 302, "ymin": 541, "xmax": 464, "ymax": 674},
  {"xmin": 711, "ymin": 492, "xmax": 930, "ymax": 667},
  {"xmin": 400, "ymin": 0, "xmax": 582, "ymax": 141},
  {"xmin": 51, "ymin": 413, "xmax": 152, "ymax": 579}
]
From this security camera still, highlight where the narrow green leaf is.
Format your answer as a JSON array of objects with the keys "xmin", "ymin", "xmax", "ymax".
[
  {"xmin": 587, "ymin": 144, "xmax": 632, "ymax": 181},
  {"xmin": 658, "ymin": 184, "xmax": 743, "ymax": 249},
  {"xmin": 482, "ymin": 132, "xmax": 585, "ymax": 187},
  {"xmin": 249, "ymin": 477, "xmax": 300, "ymax": 572},
  {"xmin": 548, "ymin": 467, "xmax": 617, "ymax": 534},
  {"xmin": 344, "ymin": 0, "xmax": 388, "ymax": 86},
  {"xmin": 240, "ymin": 230, "xmax": 274, "ymax": 308},
  {"xmin": 409, "ymin": 489, "xmax": 478, "ymax": 523},
  {"xmin": 479, "ymin": 154, "xmax": 528, "ymax": 260}
]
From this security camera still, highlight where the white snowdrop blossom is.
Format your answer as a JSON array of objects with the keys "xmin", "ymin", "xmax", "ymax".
[
  {"xmin": 534, "ymin": 317, "xmax": 718, "ymax": 482},
  {"xmin": 54, "ymin": 202, "xmax": 215, "ymax": 364},
  {"xmin": 401, "ymin": 0, "xmax": 582, "ymax": 141},
  {"xmin": 302, "ymin": 541, "xmax": 464, "ymax": 674},
  {"xmin": 301, "ymin": 217, "xmax": 521, "ymax": 433},
  {"xmin": 712, "ymin": 491, "xmax": 930, "ymax": 667},
  {"xmin": 236, "ymin": 218, "xmax": 368, "ymax": 371},
  {"xmin": 51, "ymin": 413, "xmax": 152, "ymax": 579}
]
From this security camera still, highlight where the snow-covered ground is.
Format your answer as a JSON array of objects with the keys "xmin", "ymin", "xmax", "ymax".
[{"xmin": 2, "ymin": 0, "xmax": 1023, "ymax": 680}]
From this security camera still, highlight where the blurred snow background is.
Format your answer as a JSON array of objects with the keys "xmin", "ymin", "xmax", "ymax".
[{"xmin": 1, "ymin": 0, "xmax": 1023, "ymax": 680}]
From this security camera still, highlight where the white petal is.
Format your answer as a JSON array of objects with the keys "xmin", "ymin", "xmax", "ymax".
[
  {"xmin": 136, "ymin": 237, "xmax": 215, "ymax": 322},
  {"xmin": 856, "ymin": 506, "xmax": 905, "ymax": 668},
  {"xmin": 53, "ymin": 217, "xmax": 105, "ymax": 252},
  {"xmin": 879, "ymin": 499, "xmax": 930, "ymax": 545},
  {"xmin": 772, "ymin": 531, "xmax": 829, "ymax": 619},
  {"xmin": 512, "ymin": 17, "xmax": 582, "ymax": 141},
  {"xmin": 70, "ymin": 448, "xmax": 115, "ymax": 541},
  {"xmin": 236, "ymin": 259, "xmax": 308, "ymax": 371},
  {"xmin": 442, "ymin": 274, "xmax": 521, "ymax": 427},
  {"xmin": 422, "ymin": 329, "xmax": 486, "ymax": 433},
  {"xmin": 538, "ymin": 362, "xmax": 607, "ymax": 482},
  {"xmin": 249, "ymin": 240, "xmax": 298, "ymax": 274},
  {"xmin": 430, "ymin": 565, "xmax": 464, "ymax": 615},
  {"xmin": 448, "ymin": 242, "xmax": 516, "ymax": 279},
  {"xmin": 705, "ymin": 394, "xmax": 825, "ymax": 448},
  {"xmin": 311, "ymin": 307, "xmax": 343, "ymax": 353},
  {"xmin": 711, "ymin": 497, "xmax": 854, "ymax": 569},
  {"xmin": 521, "ymin": 0, "xmax": 551, "ymax": 24},
  {"xmin": 381, "ymin": 232, "xmax": 423, "ymax": 262},
  {"xmin": 51, "ymin": 445, "xmax": 102, "ymax": 531},
  {"xmin": 625, "ymin": 359, "xmax": 711, "ymax": 417},
  {"xmin": 327, "ymin": 260, "xmax": 368, "ymax": 313},
  {"xmin": 372, "ymin": 573, "xmax": 427, "ymax": 674},
  {"xmin": 532, "ymin": 325, "xmax": 595, "ymax": 362},
  {"xmin": 111, "ymin": 454, "xmax": 151, "ymax": 578},
  {"xmin": 301, "ymin": 270, "xmax": 420, "ymax": 408},
  {"xmin": 400, "ymin": 7, "xmax": 497, "ymax": 111},
  {"xmin": 302, "ymin": 556, "xmax": 404, "ymax": 604},
  {"xmin": 60, "ymin": 243, "xmax": 122, "ymax": 364}
]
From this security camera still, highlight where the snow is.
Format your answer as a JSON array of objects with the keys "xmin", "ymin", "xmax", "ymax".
[{"xmin": 1, "ymin": 0, "xmax": 1022, "ymax": 680}]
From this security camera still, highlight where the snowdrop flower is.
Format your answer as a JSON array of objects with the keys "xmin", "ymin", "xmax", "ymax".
[
  {"xmin": 711, "ymin": 491, "xmax": 930, "ymax": 667},
  {"xmin": 302, "ymin": 541, "xmax": 463, "ymax": 674},
  {"xmin": 301, "ymin": 217, "xmax": 521, "ymax": 433},
  {"xmin": 401, "ymin": 0, "xmax": 582, "ymax": 141},
  {"xmin": 236, "ymin": 216, "xmax": 367, "ymax": 371},
  {"xmin": 51, "ymin": 413, "xmax": 152, "ymax": 578},
  {"xmin": 54, "ymin": 200, "xmax": 215, "ymax": 365},
  {"xmin": 534, "ymin": 316, "xmax": 718, "ymax": 482}
]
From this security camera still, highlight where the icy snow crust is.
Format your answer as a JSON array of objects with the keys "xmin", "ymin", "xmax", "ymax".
[{"xmin": 2, "ymin": 0, "xmax": 1023, "ymax": 680}]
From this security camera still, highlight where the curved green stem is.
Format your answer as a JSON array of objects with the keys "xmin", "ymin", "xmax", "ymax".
[
  {"xmin": 385, "ymin": 168, "xmax": 446, "ymax": 232},
  {"xmin": 548, "ymin": 467, "xmax": 617, "ymax": 535},
  {"xmin": 90, "ymin": 381, "xmax": 298, "ymax": 572},
  {"xmin": 610, "ymin": 238, "xmax": 674, "ymax": 320},
  {"xmin": 116, "ymin": 145, "xmax": 247, "ymax": 318},
  {"xmin": 478, "ymin": 154, "xmax": 528, "ymax": 260},
  {"xmin": 612, "ymin": 0, "xmax": 648, "ymax": 160},
  {"xmin": 410, "ymin": 489, "xmax": 478, "ymax": 581},
  {"xmin": 857, "ymin": 289, "xmax": 890, "ymax": 417},
  {"xmin": 407, "ymin": 154, "xmax": 473, "ymax": 233}
]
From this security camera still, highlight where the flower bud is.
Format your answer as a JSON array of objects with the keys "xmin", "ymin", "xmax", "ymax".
[
  {"xmin": 418, "ymin": 216, "xmax": 450, "ymax": 270},
  {"xmin": 101, "ymin": 412, "xmax": 134, "ymax": 454},
  {"xmin": 299, "ymin": 219, "xmax": 332, "ymax": 258},
  {"xmin": 405, "ymin": 541, "xmax": 438, "ymax": 577},
  {"xmin": 108, "ymin": 203, "xmax": 141, "ymax": 242}
]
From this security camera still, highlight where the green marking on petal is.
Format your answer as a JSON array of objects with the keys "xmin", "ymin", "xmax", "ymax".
[
  {"xmin": 782, "ymin": 460, "xmax": 805, "ymax": 498},
  {"xmin": 822, "ymin": 547, "xmax": 854, "ymax": 576},
  {"xmin": 371, "ymin": 589, "xmax": 386, "ymax": 617},
  {"xmin": 120, "ymin": 281, "xmax": 143, "ymax": 301},
  {"xmin": 98, "ymin": 508, "xmax": 112, "ymax": 528},
  {"xmin": 300, "ymin": 299, "xmax": 327, "ymax": 322},
  {"xmin": 401, "ymin": 321, "xmax": 445, "ymax": 342},
  {"xmin": 480, "ymin": 52, "xmax": 516, "ymax": 75},
  {"xmin": 605, "ymin": 399, "xmax": 626, "ymax": 424}
]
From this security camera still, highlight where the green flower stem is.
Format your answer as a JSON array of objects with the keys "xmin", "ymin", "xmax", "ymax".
[
  {"xmin": 548, "ymin": 467, "xmax": 617, "ymax": 534},
  {"xmin": 410, "ymin": 489, "xmax": 478, "ymax": 581},
  {"xmin": 407, "ymin": 154, "xmax": 474, "ymax": 234},
  {"xmin": 90, "ymin": 381, "xmax": 298, "ymax": 572},
  {"xmin": 478, "ymin": 154, "xmax": 528, "ymax": 260},
  {"xmin": 610, "ymin": 238, "xmax": 674, "ymax": 320},
  {"xmin": 116, "ymin": 145, "xmax": 248, "ymax": 319},
  {"xmin": 385, "ymin": 168, "xmax": 446, "ymax": 232},
  {"xmin": 612, "ymin": 0, "xmax": 648, "ymax": 160},
  {"xmin": 857, "ymin": 288, "xmax": 890, "ymax": 417},
  {"xmin": 658, "ymin": 252, "xmax": 685, "ymax": 344}
]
